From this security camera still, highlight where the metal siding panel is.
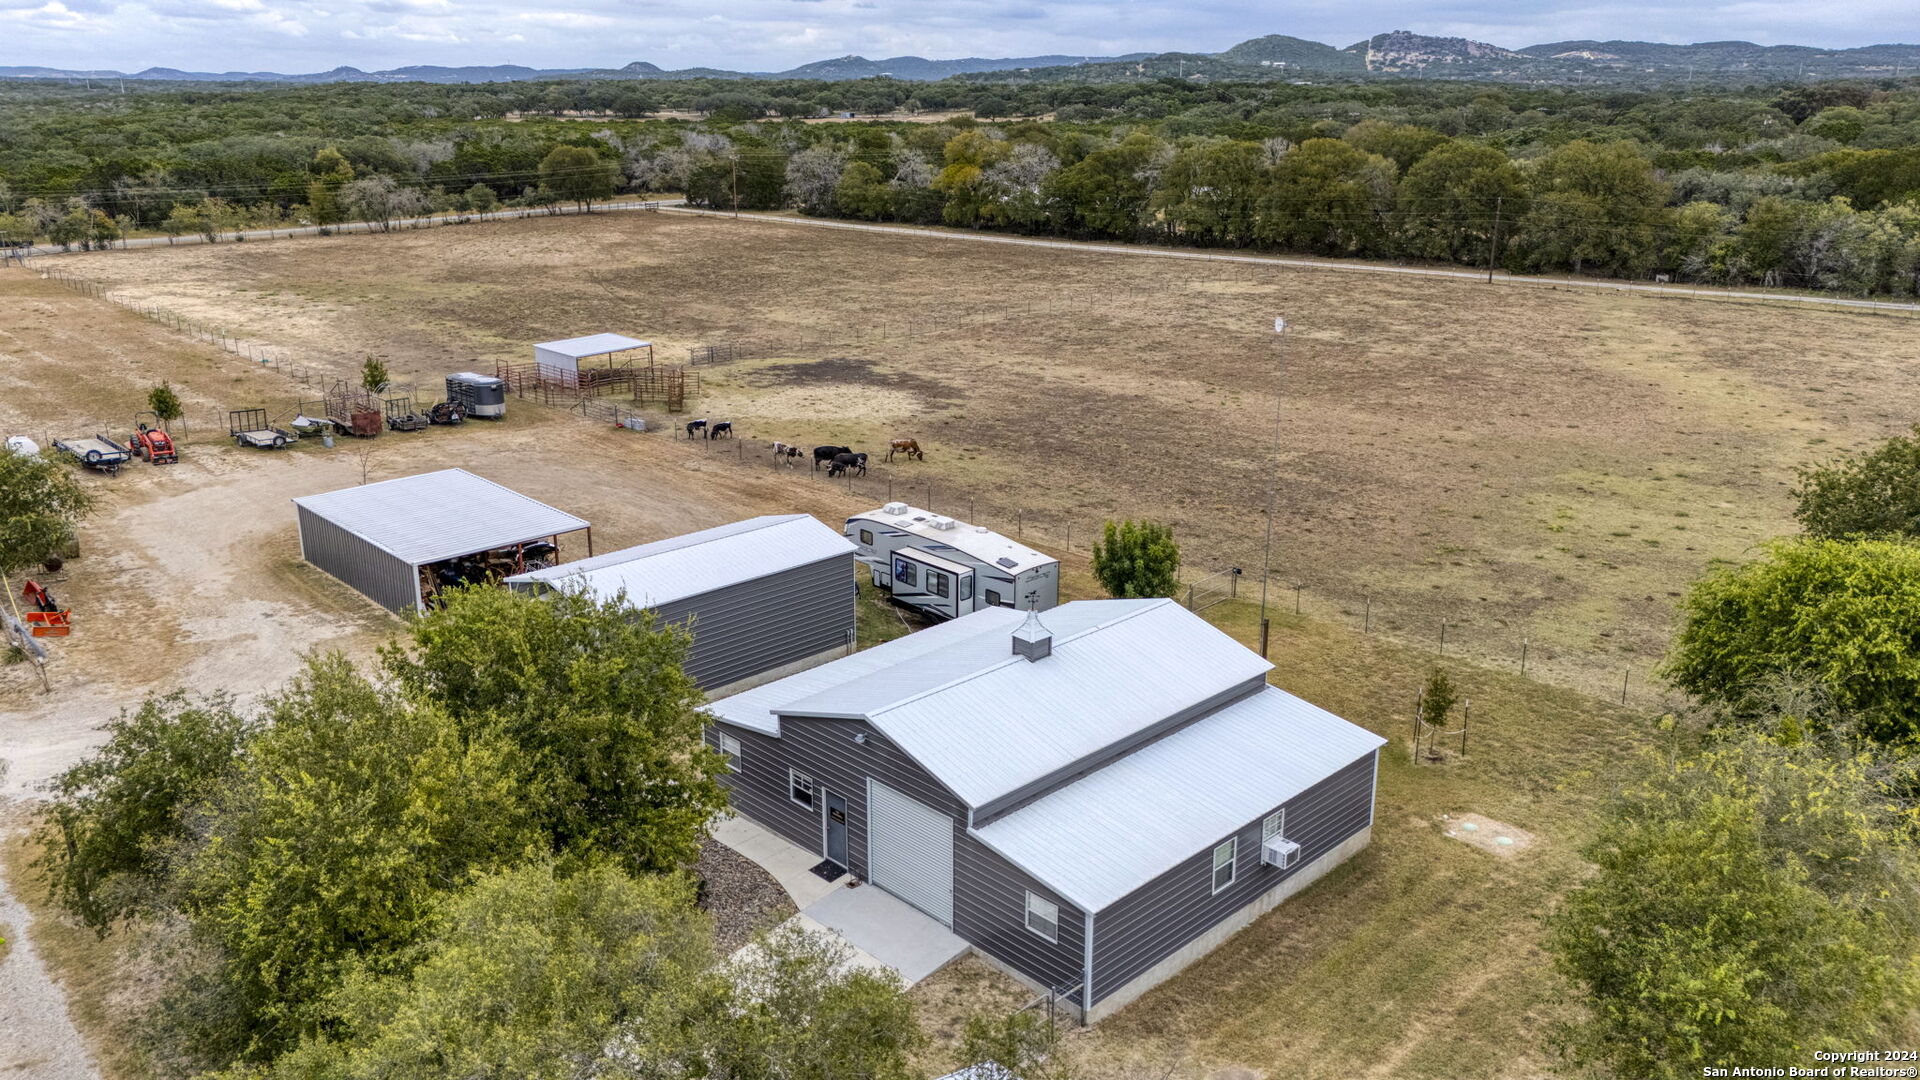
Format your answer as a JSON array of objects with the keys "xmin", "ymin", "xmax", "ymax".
[
  {"xmin": 716, "ymin": 717, "xmax": 1085, "ymax": 1000},
  {"xmin": 660, "ymin": 556, "xmax": 854, "ymax": 690},
  {"xmin": 868, "ymin": 780, "xmax": 954, "ymax": 925},
  {"xmin": 1088, "ymin": 752, "xmax": 1378, "ymax": 1004},
  {"xmin": 297, "ymin": 505, "xmax": 416, "ymax": 613}
]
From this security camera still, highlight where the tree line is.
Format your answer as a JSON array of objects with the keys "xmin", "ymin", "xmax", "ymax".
[{"xmin": 4, "ymin": 75, "xmax": 1920, "ymax": 292}]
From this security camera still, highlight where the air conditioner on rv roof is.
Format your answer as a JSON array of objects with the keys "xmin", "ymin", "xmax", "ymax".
[
  {"xmin": 931, "ymin": 516, "xmax": 956, "ymax": 530},
  {"xmin": 1262, "ymin": 835, "xmax": 1301, "ymax": 869},
  {"xmin": 883, "ymin": 502, "xmax": 909, "ymax": 515}
]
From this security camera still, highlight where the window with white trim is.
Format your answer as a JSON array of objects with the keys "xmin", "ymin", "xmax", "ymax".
[
  {"xmin": 1025, "ymin": 891, "xmax": 1059, "ymax": 943},
  {"xmin": 1212, "ymin": 838, "xmax": 1237, "ymax": 894},
  {"xmin": 716, "ymin": 732, "xmax": 742, "ymax": 770},
  {"xmin": 1263, "ymin": 809, "xmax": 1284, "ymax": 841},
  {"xmin": 789, "ymin": 769, "xmax": 816, "ymax": 810}
]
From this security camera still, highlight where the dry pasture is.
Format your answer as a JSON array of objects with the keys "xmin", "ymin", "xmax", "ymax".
[{"xmin": 56, "ymin": 210, "xmax": 1920, "ymax": 697}]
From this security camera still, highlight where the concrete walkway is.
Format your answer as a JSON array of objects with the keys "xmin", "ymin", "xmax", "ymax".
[{"xmin": 711, "ymin": 814, "xmax": 967, "ymax": 986}]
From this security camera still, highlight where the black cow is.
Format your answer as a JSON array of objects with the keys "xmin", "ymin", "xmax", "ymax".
[
  {"xmin": 813, "ymin": 444, "xmax": 851, "ymax": 472},
  {"xmin": 827, "ymin": 451, "xmax": 868, "ymax": 478},
  {"xmin": 707, "ymin": 420, "xmax": 733, "ymax": 439},
  {"xmin": 685, "ymin": 418, "xmax": 708, "ymax": 439}
]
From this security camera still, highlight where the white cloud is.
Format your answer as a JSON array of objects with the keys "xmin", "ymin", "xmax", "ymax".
[{"xmin": 8, "ymin": 0, "xmax": 1916, "ymax": 75}]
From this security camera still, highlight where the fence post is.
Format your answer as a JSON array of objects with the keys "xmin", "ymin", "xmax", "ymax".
[
  {"xmin": 1293, "ymin": 584, "xmax": 1302, "ymax": 615},
  {"xmin": 1438, "ymin": 620, "xmax": 1447, "ymax": 657},
  {"xmin": 1621, "ymin": 668, "xmax": 1630, "ymax": 705},
  {"xmin": 1363, "ymin": 594, "xmax": 1371, "ymax": 633},
  {"xmin": 1520, "ymin": 638, "xmax": 1528, "ymax": 677}
]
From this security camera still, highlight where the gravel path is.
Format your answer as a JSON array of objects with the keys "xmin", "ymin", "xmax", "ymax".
[
  {"xmin": 696, "ymin": 836, "xmax": 797, "ymax": 954},
  {"xmin": 0, "ymin": 808, "xmax": 101, "ymax": 1080}
]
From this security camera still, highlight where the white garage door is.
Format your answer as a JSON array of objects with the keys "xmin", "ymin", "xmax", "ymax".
[{"xmin": 867, "ymin": 779, "xmax": 954, "ymax": 926}]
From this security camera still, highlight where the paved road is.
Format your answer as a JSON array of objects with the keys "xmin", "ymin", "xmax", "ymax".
[{"xmin": 656, "ymin": 205, "xmax": 1920, "ymax": 316}]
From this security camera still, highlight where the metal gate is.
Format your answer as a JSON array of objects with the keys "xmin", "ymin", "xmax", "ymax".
[{"xmin": 866, "ymin": 780, "xmax": 954, "ymax": 926}]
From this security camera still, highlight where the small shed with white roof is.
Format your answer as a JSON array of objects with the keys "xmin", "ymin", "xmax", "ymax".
[
  {"xmin": 293, "ymin": 468, "xmax": 591, "ymax": 613},
  {"xmin": 845, "ymin": 502, "xmax": 1057, "ymax": 619},
  {"xmin": 506, "ymin": 514, "xmax": 857, "ymax": 696},
  {"xmin": 532, "ymin": 332, "xmax": 653, "ymax": 373},
  {"xmin": 705, "ymin": 597, "xmax": 1384, "ymax": 1021}
]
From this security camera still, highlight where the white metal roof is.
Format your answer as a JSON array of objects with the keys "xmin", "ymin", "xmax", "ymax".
[
  {"xmin": 504, "ymin": 515, "xmax": 853, "ymax": 608},
  {"xmin": 291, "ymin": 468, "xmax": 588, "ymax": 566},
  {"xmin": 974, "ymin": 686, "xmax": 1386, "ymax": 911},
  {"xmin": 534, "ymin": 333, "xmax": 652, "ymax": 358},
  {"xmin": 852, "ymin": 505, "xmax": 1054, "ymax": 574}
]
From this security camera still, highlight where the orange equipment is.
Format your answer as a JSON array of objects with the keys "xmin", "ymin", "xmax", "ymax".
[
  {"xmin": 21, "ymin": 579, "xmax": 71, "ymax": 637},
  {"xmin": 129, "ymin": 422, "xmax": 178, "ymax": 465}
]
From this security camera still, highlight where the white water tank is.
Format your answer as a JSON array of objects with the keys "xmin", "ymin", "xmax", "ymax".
[{"xmin": 6, "ymin": 436, "xmax": 40, "ymax": 456}]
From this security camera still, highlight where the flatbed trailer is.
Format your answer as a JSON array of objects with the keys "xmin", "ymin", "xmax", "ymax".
[
  {"xmin": 52, "ymin": 434, "xmax": 133, "ymax": 474},
  {"xmin": 229, "ymin": 408, "xmax": 298, "ymax": 449}
]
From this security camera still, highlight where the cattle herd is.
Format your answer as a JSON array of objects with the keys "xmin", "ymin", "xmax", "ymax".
[{"xmin": 683, "ymin": 419, "xmax": 925, "ymax": 479}]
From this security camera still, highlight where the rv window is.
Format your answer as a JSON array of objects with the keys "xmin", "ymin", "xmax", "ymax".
[
  {"xmin": 931, "ymin": 573, "xmax": 949, "ymax": 598},
  {"xmin": 858, "ymin": 529, "xmax": 873, "ymax": 546},
  {"xmin": 985, "ymin": 590, "xmax": 1003, "ymax": 608},
  {"xmin": 789, "ymin": 770, "xmax": 816, "ymax": 810},
  {"xmin": 892, "ymin": 559, "xmax": 917, "ymax": 586},
  {"xmin": 961, "ymin": 576, "xmax": 973, "ymax": 601}
]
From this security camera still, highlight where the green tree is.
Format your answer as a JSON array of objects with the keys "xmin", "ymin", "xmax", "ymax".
[
  {"xmin": 1663, "ymin": 538, "xmax": 1920, "ymax": 744},
  {"xmin": 706, "ymin": 925, "xmax": 922, "ymax": 1080},
  {"xmin": 537, "ymin": 145, "xmax": 618, "ymax": 211},
  {"xmin": 1418, "ymin": 669, "xmax": 1457, "ymax": 735},
  {"xmin": 1257, "ymin": 138, "xmax": 1396, "ymax": 255},
  {"xmin": 462, "ymin": 182, "xmax": 498, "ymax": 216},
  {"xmin": 1397, "ymin": 140, "xmax": 1526, "ymax": 263},
  {"xmin": 1546, "ymin": 730, "xmax": 1920, "ymax": 1078},
  {"xmin": 359, "ymin": 355, "xmax": 389, "ymax": 394},
  {"xmin": 834, "ymin": 160, "xmax": 891, "ymax": 220},
  {"xmin": 1793, "ymin": 426, "xmax": 1920, "ymax": 539},
  {"xmin": 1154, "ymin": 139, "xmax": 1268, "ymax": 247},
  {"xmin": 35, "ymin": 692, "xmax": 252, "ymax": 930},
  {"xmin": 176, "ymin": 655, "xmax": 539, "ymax": 1053},
  {"xmin": 1090, "ymin": 519, "xmax": 1181, "ymax": 599},
  {"xmin": 933, "ymin": 129, "xmax": 1011, "ymax": 227},
  {"xmin": 147, "ymin": 382, "xmax": 184, "ymax": 429},
  {"xmin": 261, "ymin": 863, "xmax": 715, "ymax": 1079},
  {"xmin": 1516, "ymin": 140, "xmax": 1670, "ymax": 277},
  {"xmin": 0, "ymin": 447, "xmax": 94, "ymax": 576},
  {"xmin": 381, "ymin": 585, "xmax": 728, "ymax": 874},
  {"xmin": 308, "ymin": 147, "xmax": 355, "ymax": 227}
]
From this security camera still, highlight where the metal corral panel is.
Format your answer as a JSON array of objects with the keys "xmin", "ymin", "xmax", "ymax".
[
  {"xmin": 507, "ymin": 515, "xmax": 853, "ymax": 609},
  {"xmin": 795, "ymin": 600, "xmax": 1274, "ymax": 807},
  {"xmin": 1086, "ymin": 751, "xmax": 1379, "ymax": 1005},
  {"xmin": 291, "ymin": 469, "xmax": 587, "ymax": 567},
  {"xmin": 974, "ymin": 687, "xmax": 1386, "ymax": 912},
  {"xmin": 296, "ymin": 504, "xmax": 419, "ymax": 613},
  {"xmin": 868, "ymin": 779, "xmax": 955, "ymax": 926}
]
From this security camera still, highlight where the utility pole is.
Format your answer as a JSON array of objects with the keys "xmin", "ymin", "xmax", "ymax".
[
  {"xmin": 730, "ymin": 153, "xmax": 739, "ymax": 219},
  {"xmin": 1258, "ymin": 317, "xmax": 1287, "ymax": 659},
  {"xmin": 1486, "ymin": 195, "xmax": 1504, "ymax": 284}
]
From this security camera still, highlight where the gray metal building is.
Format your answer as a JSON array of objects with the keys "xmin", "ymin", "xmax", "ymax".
[
  {"xmin": 293, "ymin": 468, "xmax": 590, "ymax": 613},
  {"xmin": 506, "ymin": 515, "xmax": 857, "ymax": 696},
  {"xmin": 706, "ymin": 598, "xmax": 1385, "ymax": 1021}
]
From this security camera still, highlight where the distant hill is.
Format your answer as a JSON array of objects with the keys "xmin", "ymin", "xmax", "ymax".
[{"xmin": 5, "ymin": 31, "xmax": 1918, "ymax": 87}]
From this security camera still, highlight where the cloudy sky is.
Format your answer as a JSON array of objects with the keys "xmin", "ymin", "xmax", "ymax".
[{"xmin": 5, "ymin": 0, "xmax": 1917, "ymax": 73}]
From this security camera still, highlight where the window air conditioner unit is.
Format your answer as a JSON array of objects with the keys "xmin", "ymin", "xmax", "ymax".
[{"xmin": 1262, "ymin": 835, "xmax": 1301, "ymax": 869}]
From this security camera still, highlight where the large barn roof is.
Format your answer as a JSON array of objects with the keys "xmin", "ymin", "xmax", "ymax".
[
  {"xmin": 505, "ymin": 515, "xmax": 853, "ymax": 608},
  {"xmin": 291, "ymin": 468, "xmax": 587, "ymax": 566},
  {"xmin": 974, "ymin": 686, "xmax": 1385, "ymax": 911}
]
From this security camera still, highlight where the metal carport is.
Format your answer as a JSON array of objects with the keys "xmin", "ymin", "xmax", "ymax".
[{"xmin": 292, "ymin": 468, "xmax": 590, "ymax": 613}]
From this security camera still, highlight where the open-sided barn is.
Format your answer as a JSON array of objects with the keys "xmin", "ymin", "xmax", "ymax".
[
  {"xmin": 706, "ymin": 598, "xmax": 1385, "ymax": 1021},
  {"xmin": 292, "ymin": 468, "xmax": 590, "ymax": 613}
]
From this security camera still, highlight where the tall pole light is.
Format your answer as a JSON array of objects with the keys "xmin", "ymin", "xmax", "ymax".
[{"xmin": 1258, "ymin": 317, "xmax": 1286, "ymax": 658}]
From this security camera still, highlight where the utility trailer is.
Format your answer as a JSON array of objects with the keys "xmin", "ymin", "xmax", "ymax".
[
  {"xmin": 845, "ymin": 502, "xmax": 1059, "ymax": 619},
  {"xmin": 446, "ymin": 372, "xmax": 507, "ymax": 420},
  {"xmin": 229, "ymin": 408, "xmax": 297, "ymax": 449},
  {"xmin": 52, "ymin": 434, "xmax": 133, "ymax": 474},
  {"xmin": 383, "ymin": 396, "xmax": 429, "ymax": 432}
]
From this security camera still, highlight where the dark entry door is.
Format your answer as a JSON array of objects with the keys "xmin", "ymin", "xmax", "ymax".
[{"xmin": 824, "ymin": 791, "xmax": 849, "ymax": 867}]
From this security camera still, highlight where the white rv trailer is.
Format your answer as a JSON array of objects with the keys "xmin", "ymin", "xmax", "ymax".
[{"xmin": 845, "ymin": 502, "xmax": 1058, "ymax": 619}]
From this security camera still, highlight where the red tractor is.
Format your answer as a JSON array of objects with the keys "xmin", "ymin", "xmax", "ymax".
[{"xmin": 128, "ymin": 413, "xmax": 178, "ymax": 465}]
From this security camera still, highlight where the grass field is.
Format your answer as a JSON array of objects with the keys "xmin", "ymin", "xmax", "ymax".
[
  {"xmin": 7, "ymin": 209, "xmax": 1903, "ymax": 1076},
  {"xmin": 55, "ymin": 209, "xmax": 1920, "ymax": 701}
]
